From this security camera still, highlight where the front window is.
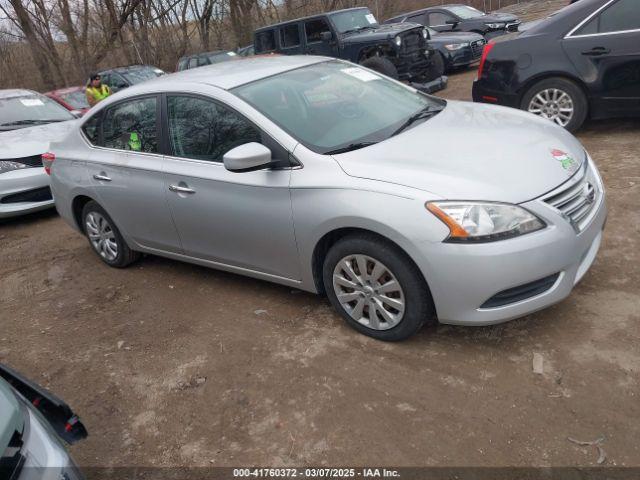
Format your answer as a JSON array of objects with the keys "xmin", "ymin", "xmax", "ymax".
[
  {"xmin": 446, "ymin": 6, "xmax": 485, "ymax": 19},
  {"xmin": 60, "ymin": 90, "xmax": 89, "ymax": 110},
  {"xmin": 233, "ymin": 60, "xmax": 444, "ymax": 154},
  {"xmin": 167, "ymin": 95, "xmax": 261, "ymax": 162},
  {"xmin": 330, "ymin": 9, "xmax": 378, "ymax": 34},
  {"xmin": 121, "ymin": 67, "xmax": 164, "ymax": 85},
  {"xmin": 0, "ymin": 93, "xmax": 74, "ymax": 131}
]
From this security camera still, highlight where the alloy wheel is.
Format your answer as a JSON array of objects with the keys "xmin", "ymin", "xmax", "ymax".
[
  {"xmin": 527, "ymin": 88, "xmax": 574, "ymax": 127},
  {"xmin": 85, "ymin": 212, "xmax": 118, "ymax": 261},
  {"xmin": 332, "ymin": 254, "xmax": 405, "ymax": 331}
]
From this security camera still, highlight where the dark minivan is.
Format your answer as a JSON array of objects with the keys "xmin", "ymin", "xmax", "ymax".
[
  {"xmin": 253, "ymin": 7, "xmax": 447, "ymax": 92},
  {"xmin": 473, "ymin": 0, "xmax": 640, "ymax": 131}
]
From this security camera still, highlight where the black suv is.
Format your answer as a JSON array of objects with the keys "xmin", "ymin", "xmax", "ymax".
[
  {"xmin": 386, "ymin": 4, "xmax": 520, "ymax": 39},
  {"xmin": 253, "ymin": 7, "xmax": 447, "ymax": 92},
  {"xmin": 98, "ymin": 65, "xmax": 165, "ymax": 93}
]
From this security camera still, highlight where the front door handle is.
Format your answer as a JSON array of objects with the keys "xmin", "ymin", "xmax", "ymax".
[
  {"xmin": 93, "ymin": 174, "xmax": 112, "ymax": 182},
  {"xmin": 169, "ymin": 184, "xmax": 196, "ymax": 194},
  {"xmin": 582, "ymin": 47, "xmax": 611, "ymax": 56}
]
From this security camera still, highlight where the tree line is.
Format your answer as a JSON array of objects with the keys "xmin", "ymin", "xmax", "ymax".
[{"xmin": 0, "ymin": 0, "xmax": 522, "ymax": 92}]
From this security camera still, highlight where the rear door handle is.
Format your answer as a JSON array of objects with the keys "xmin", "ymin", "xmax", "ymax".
[
  {"xmin": 582, "ymin": 47, "xmax": 611, "ymax": 56},
  {"xmin": 169, "ymin": 185, "xmax": 196, "ymax": 194},
  {"xmin": 93, "ymin": 174, "xmax": 112, "ymax": 182}
]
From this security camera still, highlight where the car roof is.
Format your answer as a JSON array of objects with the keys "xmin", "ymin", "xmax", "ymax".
[
  {"xmin": 99, "ymin": 65, "xmax": 158, "ymax": 74},
  {"xmin": 131, "ymin": 55, "xmax": 329, "ymax": 91},
  {"xmin": 0, "ymin": 89, "xmax": 39, "ymax": 99},
  {"xmin": 255, "ymin": 7, "xmax": 369, "ymax": 31}
]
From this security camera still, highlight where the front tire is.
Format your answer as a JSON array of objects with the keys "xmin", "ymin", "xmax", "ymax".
[
  {"xmin": 521, "ymin": 77, "xmax": 588, "ymax": 132},
  {"xmin": 425, "ymin": 50, "xmax": 445, "ymax": 81},
  {"xmin": 360, "ymin": 56, "xmax": 399, "ymax": 79},
  {"xmin": 82, "ymin": 201, "xmax": 140, "ymax": 268},
  {"xmin": 322, "ymin": 234, "xmax": 435, "ymax": 341}
]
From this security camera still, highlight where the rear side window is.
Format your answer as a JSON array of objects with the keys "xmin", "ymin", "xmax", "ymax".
[
  {"xmin": 167, "ymin": 95, "xmax": 261, "ymax": 162},
  {"xmin": 82, "ymin": 113, "xmax": 101, "ymax": 145},
  {"xmin": 102, "ymin": 97, "xmax": 158, "ymax": 153},
  {"xmin": 407, "ymin": 13, "xmax": 427, "ymax": 25},
  {"xmin": 177, "ymin": 58, "xmax": 188, "ymax": 71},
  {"xmin": 305, "ymin": 19, "xmax": 331, "ymax": 43},
  {"xmin": 188, "ymin": 57, "xmax": 198, "ymax": 69},
  {"xmin": 428, "ymin": 12, "xmax": 454, "ymax": 26},
  {"xmin": 255, "ymin": 30, "xmax": 276, "ymax": 53},
  {"xmin": 280, "ymin": 24, "xmax": 301, "ymax": 48},
  {"xmin": 576, "ymin": 0, "xmax": 640, "ymax": 34}
]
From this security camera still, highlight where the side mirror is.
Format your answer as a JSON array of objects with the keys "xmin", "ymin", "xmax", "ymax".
[
  {"xmin": 223, "ymin": 143, "xmax": 273, "ymax": 173},
  {"xmin": 445, "ymin": 20, "xmax": 459, "ymax": 27},
  {"xmin": 320, "ymin": 31, "xmax": 333, "ymax": 42}
]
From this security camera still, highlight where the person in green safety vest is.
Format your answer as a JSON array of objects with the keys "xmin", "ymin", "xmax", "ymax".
[{"xmin": 85, "ymin": 73, "xmax": 111, "ymax": 107}]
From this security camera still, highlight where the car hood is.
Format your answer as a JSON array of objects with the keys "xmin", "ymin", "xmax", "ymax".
[
  {"xmin": 481, "ymin": 12, "xmax": 519, "ymax": 23},
  {"xmin": 430, "ymin": 31, "xmax": 484, "ymax": 43},
  {"xmin": 332, "ymin": 101, "xmax": 585, "ymax": 204},
  {"xmin": 341, "ymin": 22, "xmax": 423, "ymax": 44},
  {"xmin": 0, "ymin": 379, "xmax": 23, "ymax": 457},
  {"xmin": 0, "ymin": 120, "xmax": 77, "ymax": 160}
]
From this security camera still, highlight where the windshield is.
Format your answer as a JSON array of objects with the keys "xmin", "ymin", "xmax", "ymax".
[
  {"xmin": 330, "ymin": 9, "xmax": 378, "ymax": 33},
  {"xmin": 60, "ymin": 90, "xmax": 89, "ymax": 110},
  {"xmin": 0, "ymin": 93, "xmax": 74, "ymax": 131},
  {"xmin": 447, "ymin": 6, "xmax": 485, "ymax": 19},
  {"xmin": 122, "ymin": 67, "xmax": 164, "ymax": 85},
  {"xmin": 233, "ymin": 61, "xmax": 444, "ymax": 154}
]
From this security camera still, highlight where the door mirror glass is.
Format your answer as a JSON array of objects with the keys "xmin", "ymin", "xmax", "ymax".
[
  {"xmin": 223, "ymin": 143, "xmax": 272, "ymax": 172},
  {"xmin": 320, "ymin": 31, "xmax": 333, "ymax": 42}
]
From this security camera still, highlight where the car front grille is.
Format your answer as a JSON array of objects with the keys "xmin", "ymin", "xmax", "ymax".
[
  {"xmin": 543, "ymin": 162, "xmax": 601, "ymax": 233},
  {"xmin": 401, "ymin": 31, "xmax": 423, "ymax": 54},
  {"xmin": 3, "ymin": 155, "xmax": 43, "ymax": 168},
  {"xmin": 0, "ymin": 186, "xmax": 52, "ymax": 204},
  {"xmin": 470, "ymin": 39, "xmax": 486, "ymax": 59}
]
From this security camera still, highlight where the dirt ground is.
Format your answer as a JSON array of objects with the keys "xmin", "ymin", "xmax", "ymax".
[{"xmin": 2, "ymin": 12, "xmax": 640, "ymax": 470}]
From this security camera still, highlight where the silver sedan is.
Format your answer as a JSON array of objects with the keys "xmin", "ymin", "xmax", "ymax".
[{"xmin": 48, "ymin": 56, "xmax": 606, "ymax": 341}]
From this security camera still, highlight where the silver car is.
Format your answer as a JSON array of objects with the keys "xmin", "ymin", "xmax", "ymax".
[
  {"xmin": 48, "ymin": 56, "xmax": 606, "ymax": 341},
  {"xmin": 0, "ymin": 89, "xmax": 77, "ymax": 218}
]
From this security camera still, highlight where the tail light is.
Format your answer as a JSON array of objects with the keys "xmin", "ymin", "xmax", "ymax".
[
  {"xmin": 42, "ymin": 152, "xmax": 55, "ymax": 175},
  {"xmin": 477, "ymin": 41, "xmax": 496, "ymax": 80}
]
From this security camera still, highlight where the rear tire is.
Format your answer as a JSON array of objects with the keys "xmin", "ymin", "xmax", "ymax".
[
  {"xmin": 322, "ymin": 234, "xmax": 435, "ymax": 341},
  {"xmin": 520, "ymin": 77, "xmax": 588, "ymax": 132},
  {"xmin": 81, "ymin": 200, "xmax": 140, "ymax": 268},
  {"xmin": 360, "ymin": 56, "xmax": 399, "ymax": 79}
]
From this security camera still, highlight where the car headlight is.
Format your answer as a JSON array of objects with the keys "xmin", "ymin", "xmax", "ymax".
[
  {"xmin": 485, "ymin": 22, "xmax": 505, "ymax": 29},
  {"xmin": 0, "ymin": 160, "xmax": 29, "ymax": 174},
  {"xmin": 426, "ymin": 201, "xmax": 545, "ymax": 242},
  {"xmin": 395, "ymin": 36, "xmax": 402, "ymax": 47},
  {"xmin": 422, "ymin": 28, "xmax": 429, "ymax": 39},
  {"xmin": 444, "ymin": 42, "xmax": 469, "ymax": 51}
]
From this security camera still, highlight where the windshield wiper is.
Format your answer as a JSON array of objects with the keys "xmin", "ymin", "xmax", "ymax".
[
  {"xmin": 391, "ymin": 106, "xmax": 442, "ymax": 137},
  {"xmin": 325, "ymin": 142, "xmax": 378, "ymax": 155}
]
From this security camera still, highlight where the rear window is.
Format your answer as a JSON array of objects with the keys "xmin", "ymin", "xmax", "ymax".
[
  {"xmin": 255, "ymin": 30, "xmax": 276, "ymax": 53},
  {"xmin": 575, "ymin": 0, "xmax": 640, "ymax": 35},
  {"xmin": 279, "ymin": 24, "xmax": 301, "ymax": 48}
]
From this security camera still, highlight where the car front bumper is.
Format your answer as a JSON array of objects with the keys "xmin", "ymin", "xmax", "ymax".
[
  {"xmin": 0, "ymin": 167, "xmax": 54, "ymax": 218},
  {"xmin": 417, "ymin": 160, "xmax": 607, "ymax": 326}
]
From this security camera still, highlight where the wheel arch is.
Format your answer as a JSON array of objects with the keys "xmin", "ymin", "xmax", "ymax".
[
  {"xmin": 517, "ymin": 72, "xmax": 591, "ymax": 114},
  {"xmin": 71, "ymin": 194, "xmax": 96, "ymax": 233},
  {"xmin": 310, "ymin": 227, "xmax": 434, "ymax": 304}
]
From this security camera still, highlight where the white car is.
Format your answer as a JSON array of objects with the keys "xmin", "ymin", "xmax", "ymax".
[{"xmin": 0, "ymin": 89, "xmax": 77, "ymax": 218}]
